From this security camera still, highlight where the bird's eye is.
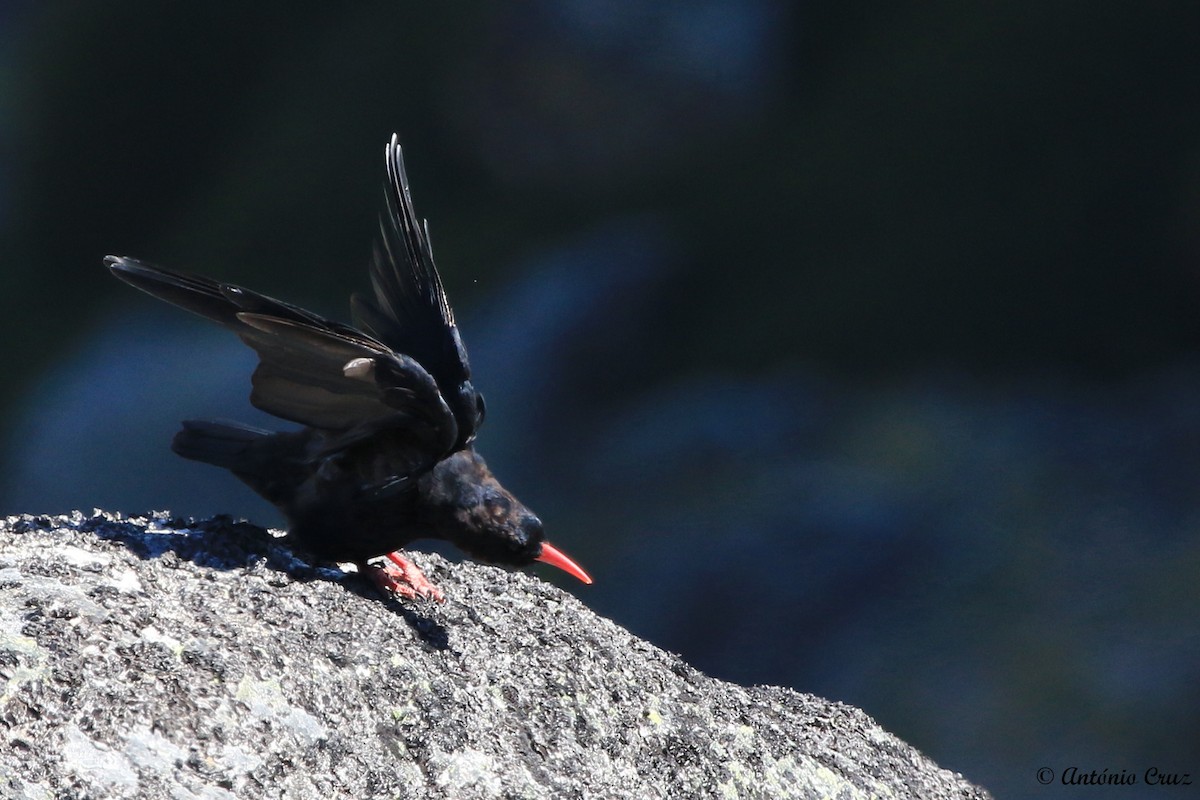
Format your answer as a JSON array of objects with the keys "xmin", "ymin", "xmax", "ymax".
[{"xmin": 483, "ymin": 493, "xmax": 510, "ymax": 519}]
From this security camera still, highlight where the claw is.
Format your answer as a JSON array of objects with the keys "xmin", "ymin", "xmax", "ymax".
[{"xmin": 360, "ymin": 552, "xmax": 445, "ymax": 602}]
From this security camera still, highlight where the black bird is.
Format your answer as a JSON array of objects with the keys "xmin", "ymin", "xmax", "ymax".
[{"xmin": 107, "ymin": 134, "xmax": 591, "ymax": 601}]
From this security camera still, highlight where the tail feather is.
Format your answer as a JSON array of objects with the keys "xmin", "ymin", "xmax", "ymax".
[
  {"xmin": 172, "ymin": 420, "xmax": 313, "ymax": 509},
  {"xmin": 171, "ymin": 420, "xmax": 273, "ymax": 468}
]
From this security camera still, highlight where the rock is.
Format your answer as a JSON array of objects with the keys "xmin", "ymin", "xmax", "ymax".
[{"xmin": 0, "ymin": 511, "xmax": 991, "ymax": 799}]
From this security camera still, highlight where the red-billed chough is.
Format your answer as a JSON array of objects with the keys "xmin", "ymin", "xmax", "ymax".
[{"xmin": 106, "ymin": 134, "xmax": 592, "ymax": 601}]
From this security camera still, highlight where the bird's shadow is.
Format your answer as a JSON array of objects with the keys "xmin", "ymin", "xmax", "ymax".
[{"xmin": 78, "ymin": 512, "xmax": 450, "ymax": 650}]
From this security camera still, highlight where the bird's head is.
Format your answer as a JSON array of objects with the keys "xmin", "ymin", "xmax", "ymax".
[{"xmin": 419, "ymin": 449, "xmax": 592, "ymax": 584}]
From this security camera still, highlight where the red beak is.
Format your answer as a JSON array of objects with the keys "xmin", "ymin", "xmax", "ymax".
[{"xmin": 536, "ymin": 541, "xmax": 593, "ymax": 585}]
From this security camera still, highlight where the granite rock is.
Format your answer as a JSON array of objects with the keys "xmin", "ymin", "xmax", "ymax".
[{"xmin": 0, "ymin": 512, "xmax": 990, "ymax": 799}]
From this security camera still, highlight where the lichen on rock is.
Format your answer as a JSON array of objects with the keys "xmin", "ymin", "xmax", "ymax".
[{"xmin": 0, "ymin": 511, "xmax": 990, "ymax": 799}]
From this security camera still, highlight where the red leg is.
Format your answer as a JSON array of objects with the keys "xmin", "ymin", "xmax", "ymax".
[{"xmin": 359, "ymin": 552, "xmax": 445, "ymax": 602}]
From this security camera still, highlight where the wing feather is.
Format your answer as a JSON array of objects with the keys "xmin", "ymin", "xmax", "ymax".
[
  {"xmin": 106, "ymin": 256, "xmax": 458, "ymax": 461},
  {"xmin": 350, "ymin": 135, "xmax": 483, "ymax": 446}
]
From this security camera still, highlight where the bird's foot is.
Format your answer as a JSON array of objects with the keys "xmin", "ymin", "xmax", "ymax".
[{"xmin": 360, "ymin": 552, "xmax": 445, "ymax": 603}]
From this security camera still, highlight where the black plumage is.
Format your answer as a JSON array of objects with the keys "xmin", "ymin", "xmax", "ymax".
[{"xmin": 107, "ymin": 135, "xmax": 591, "ymax": 600}]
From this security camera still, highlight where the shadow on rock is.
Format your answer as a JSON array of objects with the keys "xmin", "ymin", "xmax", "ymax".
[{"xmin": 18, "ymin": 510, "xmax": 451, "ymax": 650}]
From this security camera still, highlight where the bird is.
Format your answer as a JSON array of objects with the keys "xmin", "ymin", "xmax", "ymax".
[{"xmin": 106, "ymin": 134, "xmax": 592, "ymax": 602}]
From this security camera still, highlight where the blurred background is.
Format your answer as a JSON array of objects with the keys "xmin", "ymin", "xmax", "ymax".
[{"xmin": 2, "ymin": 2, "xmax": 1199, "ymax": 796}]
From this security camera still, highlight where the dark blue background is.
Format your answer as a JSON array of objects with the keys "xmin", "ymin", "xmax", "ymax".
[{"xmin": 2, "ymin": 4, "xmax": 1198, "ymax": 797}]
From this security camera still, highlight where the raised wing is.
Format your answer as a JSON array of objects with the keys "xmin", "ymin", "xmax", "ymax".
[
  {"xmin": 105, "ymin": 256, "xmax": 459, "ymax": 468},
  {"xmin": 350, "ymin": 134, "xmax": 484, "ymax": 448}
]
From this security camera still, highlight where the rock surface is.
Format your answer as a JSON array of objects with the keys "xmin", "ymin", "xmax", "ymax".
[{"xmin": 0, "ymin": 512, "xmax": 990, "ymax": 799}]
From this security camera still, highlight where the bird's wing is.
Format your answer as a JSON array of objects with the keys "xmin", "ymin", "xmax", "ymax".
[
  {"xmin": 106, "ymin": 256, "xmax": 459, "ymax": 464},
  {"xmin": 350, "ymin": 134, "xmax": 484, "ymax": 447}
]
